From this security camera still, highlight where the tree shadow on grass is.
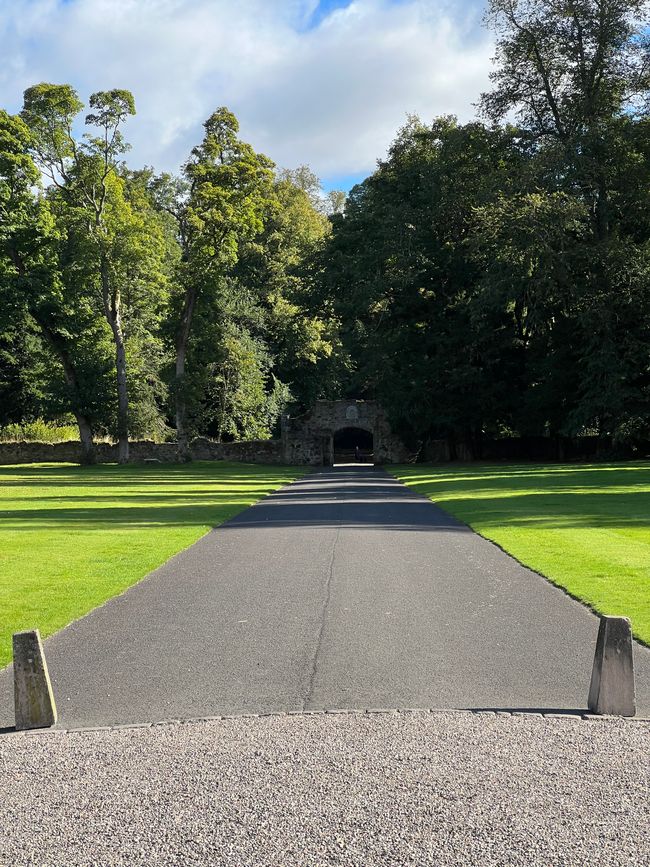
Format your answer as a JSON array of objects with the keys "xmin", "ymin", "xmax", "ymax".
[
  {"xmin": 1, "ymin": 502, "xmax": 469, "ymax": 532},
  {"xmin": 2, "ymin": 464, "xmax": 648, "ymax": 532},
  {"xmin": 1, "ymin": 490, "xmax": 289, "ymax": 504},
  {"xmin": 1, "ymin": 500, "xmax": 272, "ymax": 530},
  {"xmin": 0, "ymin": 463, "xmax": 304, "ymax": 490},
  {"xmin": 430, "ymin": 490, "xmax": 650, "ymax": 530},
  {"xmin": 398, "ymin": 462, "xmax": 650, "ymax": 493}
]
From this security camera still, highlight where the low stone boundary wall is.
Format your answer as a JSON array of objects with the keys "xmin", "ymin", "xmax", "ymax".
[
  {"xmin": 0, "ymin": 438, "xmax": 285, "ymax": 466},
  {"xmin": 0, "ymin": 441, "xmax": 83, "ymax": 465},
  {"xmin": 190, "ymin": 438, "xmax": 284, "ymax": 464},
  {"xmin": 421, "ymin": 435, "xmax": 647, "ymax": 463}
]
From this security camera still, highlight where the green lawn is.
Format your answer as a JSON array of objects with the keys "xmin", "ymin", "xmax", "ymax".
[
  {"xmin": 392, "ymin": 462, "xmax": 650, "ymax": 646},
  {"xmin": 0, "ymin": 461, "xmax": 305, "ymax": 669}
]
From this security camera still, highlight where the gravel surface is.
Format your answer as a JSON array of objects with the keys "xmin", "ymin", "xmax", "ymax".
[{"xmin": 1, "ymin": 711, "xmax": 648, "ymax": 866}]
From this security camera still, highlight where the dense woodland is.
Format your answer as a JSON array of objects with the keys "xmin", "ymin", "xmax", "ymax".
[{"xmin": 1, "ymin": 0, "xmax": 649, "ymax": 461}]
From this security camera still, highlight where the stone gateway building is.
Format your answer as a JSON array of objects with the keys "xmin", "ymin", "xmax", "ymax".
[{"xmin": 281, "ymin": 400, "xmax": 410, "ymax": 465}]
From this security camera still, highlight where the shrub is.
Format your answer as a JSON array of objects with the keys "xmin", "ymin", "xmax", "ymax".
[{"xmin": 0, "ymin": 419, "xmax": 79, "ymax": 443}]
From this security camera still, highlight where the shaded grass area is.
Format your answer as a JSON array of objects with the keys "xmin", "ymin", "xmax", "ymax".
[
  {"xmin": 392, "ymin": 462, "xmax": 650, "ymax": 646},
  {"xmin": 0, "ymin": 461, "xmax": 306, "ymax": 668}
]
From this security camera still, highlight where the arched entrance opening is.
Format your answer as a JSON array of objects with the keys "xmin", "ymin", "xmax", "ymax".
[{"xmin": 333, "ymin": 426, "xmax": 374, "ymax": 464}]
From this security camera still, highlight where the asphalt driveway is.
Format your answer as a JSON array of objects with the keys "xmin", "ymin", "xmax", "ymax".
[{"xmin": 1, "ymin": 465, "xmax": 648, "ymax": 727}]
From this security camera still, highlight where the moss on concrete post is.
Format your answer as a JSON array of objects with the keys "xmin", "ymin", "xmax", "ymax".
[{"xmin": 13, "ymin": 630, "xmax": 57, "ymax": 730}]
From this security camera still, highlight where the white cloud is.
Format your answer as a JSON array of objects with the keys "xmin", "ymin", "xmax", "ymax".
[{"xmin": 0, "ymin": 0, "xmax": 494, "ymax": 185}]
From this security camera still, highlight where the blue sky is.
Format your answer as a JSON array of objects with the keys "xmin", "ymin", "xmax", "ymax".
[
  {"xmin": 0, "ymin": 0, "xmax": 494, "ymax": 192},
  {"xmin": 305, "ymin": 0, "xmax": 356, "ymax": 30}
]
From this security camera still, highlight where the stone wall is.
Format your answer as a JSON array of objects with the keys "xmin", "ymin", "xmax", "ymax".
[
  {"xmin": 421, "ymin": 439, "xmax": 451, "ymax": 462},
  {"xmin": 0, "ymin": 401, "xmax": 410, "ymax": 467},
  {"xmin": 420, "ymin": 434, "xmax": 638, "ymax": 462},
  {"xmin": 190, "ymin": 438, "xmax": 284, "ymax": 464},
  {"xmin": 1, "ymin": 429, "xmax": 623, "ymax": 467},
  {"xmin": 0, "ymin": 437, "xmax": 284, "ymax": 466},
  {"xmin": 281, "ymin": 400, "xmax": 411, "ymax": 465},
  {"xmin": 0, "ymin": 441, "xmax": 84, "ymax": 465}
]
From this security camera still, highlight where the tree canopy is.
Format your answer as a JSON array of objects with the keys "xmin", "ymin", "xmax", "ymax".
[{"xmin": 1, "ymin": 0, "xmax": 649, "ymax": 460}]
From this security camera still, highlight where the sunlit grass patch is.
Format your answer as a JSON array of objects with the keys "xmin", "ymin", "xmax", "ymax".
[
  {"xmin": 0, "ymin": 461, "xmax": 306, "ymax": 668},
  {"xmin": 392, "ymin": 462, "xmax": 650, "ymax": 645}
]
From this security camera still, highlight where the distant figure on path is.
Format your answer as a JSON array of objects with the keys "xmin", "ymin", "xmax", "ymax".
[{"xmin": 355, "ymin": 445, "xmax": 361, "ymax": 462}]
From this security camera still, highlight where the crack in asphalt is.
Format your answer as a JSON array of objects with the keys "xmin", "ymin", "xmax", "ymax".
[{"xmin": 302, "ymin": 524, "xmax": 341, "ymax": 710}]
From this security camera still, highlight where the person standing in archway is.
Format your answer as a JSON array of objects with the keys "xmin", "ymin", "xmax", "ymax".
[{"xmin": 355, "ymin": 445, "xmax": 361, "ymax": 463}]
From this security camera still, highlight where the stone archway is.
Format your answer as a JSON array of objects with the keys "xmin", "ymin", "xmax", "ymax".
[
  {"xmin": 281, "ymin": 400, "xmax": 410, "ymax": 466},
  {"xmin": 333, "ymin": 426, "xmax": 374, "ymax": 464}
]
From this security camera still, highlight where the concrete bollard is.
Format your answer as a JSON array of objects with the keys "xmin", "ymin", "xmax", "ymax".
[
  {"xmin": 13, "ymin": 630, "xmax": 58, "ymax": 730},
  {"xmin": 588, "ymin": 616, "xmax": 635, "ymax": 717}
]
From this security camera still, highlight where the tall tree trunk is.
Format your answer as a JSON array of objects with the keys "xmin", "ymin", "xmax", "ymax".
[
  {"xmin": 75, "ymin": 415, "xmax": 96, "ymax": 464},
  {"xmin": 595, "ymin": 179, "xmax": 610, "ymax": 243},
  {"xmin": 101, "ymin": 257, "xmax": 129, "ymax": 464},
  {"xmin": 216, "ymin": 367, "xmax": 230, "ymax": 443},
  {"xmin": 112, "ymin": 321, "xmax": 130, "ymax": 465},
  {"xmin": 175, "ymin": 284, "xmax": 197, "ymax": 462}
]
